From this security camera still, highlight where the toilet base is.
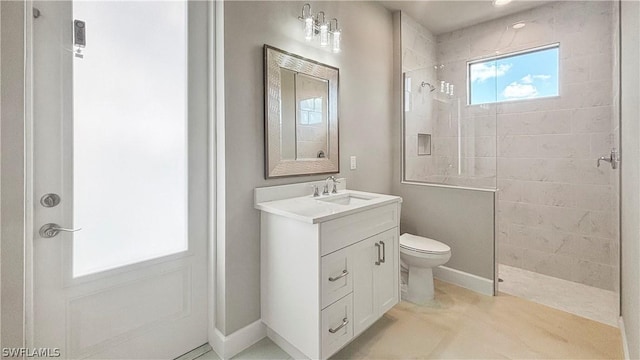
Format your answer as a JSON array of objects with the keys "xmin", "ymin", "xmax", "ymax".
[{"xmin": 405, "ymin": 266, "xmax": 435, "ymax": 305}]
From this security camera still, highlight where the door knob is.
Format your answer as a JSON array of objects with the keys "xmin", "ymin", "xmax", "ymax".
[{"xmin": 39, "ymin": 223, "xmax": 82, "ymax": 238}]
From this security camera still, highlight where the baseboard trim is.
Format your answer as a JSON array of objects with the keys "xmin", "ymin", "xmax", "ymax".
[
  {"xmin": 266, "ymin": 328, "xmax": 308, "ymax": 359},
  {"xmin": 619, "ymin": 316, "xmax": 630, "ymax": 360},
  {"xmin": 210, "ymin": 320, "xmax": 266, "ymax": 360},
  {"xmin": 433, "ymin": 265, "xmax": 494, "ymax": 296}
]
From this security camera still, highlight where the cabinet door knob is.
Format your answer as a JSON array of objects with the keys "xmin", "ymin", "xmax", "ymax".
[
  {"xmin": 375, "ymin": 243, "xmax": 381, "ymax": 265},
  {"xmin": 379, "ymin": 241, "xmax": 386, "ymax": 263},
  {"xmin": 328, "ymin": 269, "xmax": 349, "ymax": 282},
  {"xmin": 328, "ymin": 317, "xmax": 349, "ymax": 334}
]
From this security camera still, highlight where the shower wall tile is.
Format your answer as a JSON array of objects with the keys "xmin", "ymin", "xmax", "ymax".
[
  {"xmin": 498, "ymin": 242, "xmax": 524, "ymax": 268},
  {"xmin": 532, "ymin": 183, "xmax": 575, "ymax": 207},
  {"xmin": 589, "ymin": 54, "xmax": 614, "ymax": 82},
  {"xmin": 574, "ymin": 261, "xmax": 615, "ymax": 290},
  {"xmin": 461, "ymin": 116, "xmax": 497, "ymax": 137},
  {"xmin": 555, "ymin": 235, "xmax": 615, "ymax": 266},
  {"xmin": 562, "ymin": 56, "xmax": 590, "ymax": 85},
  {"xmin": 434, "ymin": 1, "xmax": 618, "ymax": 290},
  {"xmin": 497, "ymin": 111, "xmax": 572, "ymax": 136},
  {"xmin": 536, "ymin": 134, "xmax": 591, "ymax": 158},
  {"xmin": 404, "ymin": 2, "xmax": 617, "ymax": 290},
  {"xmin": 590, "ymin": 132, "xmax": 613, "ymax": 157},
  {"xmin": 521, "ymin": 249, "xmax": 578, "ymax": 280},
  {"xmin": 498, "ymin": 136, "xmax": 538, "ymax": 158},
  {"xmin": 571, "ymin": 106, "xmax": 612, "ymax": 133},
  {"xmin": 460, "ymin": 137, "xmax": 492, "ymax": 158},
  {"xmin": 405, "ymin": 135, "xmax": 418, "ymax": 158},
  {"xmin": 509, "ymin": 224, "xmax": 568, "ymax": 253},
  {"xmin": 573, "ymin": 185, "xmax": 612, "ymax": 211},
  {"xmin": 559, "ymin": 80, "xmax": 613, "ymax": 109}
]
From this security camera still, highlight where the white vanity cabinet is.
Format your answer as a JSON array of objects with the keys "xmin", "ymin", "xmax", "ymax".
[
  {"xmin": 351, "ymin": 228, "xmax": 398, "ymax": 336},
  {"xmin": 259, "ymin": 197, "xmax": 401, "ymax": 360}
]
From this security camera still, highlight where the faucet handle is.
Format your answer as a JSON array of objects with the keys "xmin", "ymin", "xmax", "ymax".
[
  {"xmin": 311, "ymin": 185, "xmax": 320, "ymax": 197},
  {"xmin": 332, "ymin": 179, "xmax": 340, "ymax": 194}
]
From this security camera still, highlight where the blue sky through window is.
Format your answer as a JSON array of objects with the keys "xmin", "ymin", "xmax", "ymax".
[{"xmin": 469, "ymin": 45, "xmax": 559, "ymax": 105}]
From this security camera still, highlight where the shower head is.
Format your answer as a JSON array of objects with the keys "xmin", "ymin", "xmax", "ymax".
[{"xmin": 421, "ymin": 81, "xmax": 436, "ymax": 92}]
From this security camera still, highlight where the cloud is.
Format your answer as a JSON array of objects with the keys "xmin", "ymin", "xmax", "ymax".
[
  {"xmin": 521, "ymin": 74, "xmax": 534, "ymax": 84},
  {"xmin": 471, "ymin": 63, "xmax": 512, "ymax": 83},
  {"xmin": 503, "ymin": 82, "xmax": 538, "ymax": 98},
  {"xmin": 521, "ymin": 74, "xmax": 551, "ymax": 84}
]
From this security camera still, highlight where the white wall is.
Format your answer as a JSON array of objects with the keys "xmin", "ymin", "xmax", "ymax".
[
  {"xmin": 222, "ymin": 1, "xmax": 394, "ymax": 335},
  {"xmin": 620, "ymin": 0, "xmax": 640, "ymax": 357}
]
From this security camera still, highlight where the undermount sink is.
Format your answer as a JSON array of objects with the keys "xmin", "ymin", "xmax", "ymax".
[{"xmin": 317, "ymin": 193, "xmax": 376, "ymax": 206}]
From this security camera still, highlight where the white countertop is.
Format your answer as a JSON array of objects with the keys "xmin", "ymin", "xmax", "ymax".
[{"xmin": 255, "ymin": 189, "xmax": 402, "ymax": 224}]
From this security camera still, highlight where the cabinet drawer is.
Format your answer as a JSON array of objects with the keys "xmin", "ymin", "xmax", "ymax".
[
  {"xmin": 321, "ymin": 293, "xmax": 353, "ymax": 359},
  {"xmin": 320, "ymin": 203, "xmax": 398, "ymax": 256},
  {"xmin": 321, "ymin": 247, "xmax": 353, "ymax": 309}
]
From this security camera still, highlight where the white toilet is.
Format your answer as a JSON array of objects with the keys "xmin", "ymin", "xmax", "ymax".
[{"xmin": 400, "ymin": 233, "xmax": 451, "ymax": 304}]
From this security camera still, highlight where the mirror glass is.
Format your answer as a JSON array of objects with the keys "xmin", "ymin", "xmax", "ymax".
[{"xmin": 264, "ymin": 45, "xmax": 339, "ymax": 178}]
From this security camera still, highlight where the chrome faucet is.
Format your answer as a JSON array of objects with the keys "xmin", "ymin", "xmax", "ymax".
[
  {"xmin": 597, "ymin": 148, "xmax": 619, "ymax": 169},
  {"xmin": 323, "ymin": 176, "xmax": 339, "ymax": 195}
]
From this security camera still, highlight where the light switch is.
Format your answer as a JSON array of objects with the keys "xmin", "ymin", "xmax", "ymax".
[{"xmin": 350, "ymin": 156, "xmax": 357, "ymax": 170}]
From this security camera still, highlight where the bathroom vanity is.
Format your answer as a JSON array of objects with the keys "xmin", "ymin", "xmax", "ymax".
[{"xmin": 255, "ymin": 180, "xmax": 402, "ymax": 359}]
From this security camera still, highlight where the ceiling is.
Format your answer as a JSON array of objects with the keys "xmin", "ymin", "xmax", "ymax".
[{"xmin": 378, "ymin": 0, "xmax": 554, "ymax": 35}]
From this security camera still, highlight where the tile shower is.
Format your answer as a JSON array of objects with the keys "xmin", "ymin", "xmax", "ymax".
[{"xmin": 402, "ymin": 0, "xmax": 619, "ymax": 300}]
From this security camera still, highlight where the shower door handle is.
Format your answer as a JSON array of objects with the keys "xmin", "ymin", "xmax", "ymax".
[{"xmin": 597, "ymin": 148, "xmax": 619, "ymax": 169}]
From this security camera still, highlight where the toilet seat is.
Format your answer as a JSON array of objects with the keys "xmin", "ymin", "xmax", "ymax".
[{"xmin": 400, "ymin": 233, "xmax": 451, "ymax": 255}]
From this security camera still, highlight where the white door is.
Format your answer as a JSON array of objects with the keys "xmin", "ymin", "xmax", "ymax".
[
  {"xmin": 351, "ymin": 236, "xmax": 377, "ymax": 336},
  {"xmin": 375, "ymin": 229, "xmax": 399, "ymax": 315},
  {"xmin": 31, "ymin": 1, "xmax": 210, "ymax": 358},
  {"xmin": 351, "ymin": 229, "xmax": 399, "ymax": 336}
]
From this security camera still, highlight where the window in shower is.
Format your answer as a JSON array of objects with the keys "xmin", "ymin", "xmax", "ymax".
[{"xmin": 468, "ymin": 44, "xmax": 559, "ymax": 105}]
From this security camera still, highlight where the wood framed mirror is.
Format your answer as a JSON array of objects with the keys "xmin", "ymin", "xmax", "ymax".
[{"xmin": 264, "ymin": 45, "xmax": 339, "ymax": 178}]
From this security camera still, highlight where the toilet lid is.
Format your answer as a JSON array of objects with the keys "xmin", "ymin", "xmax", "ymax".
[{"xmin": 400, "ymin": 233, "xmax": 451, "ymax": 254}]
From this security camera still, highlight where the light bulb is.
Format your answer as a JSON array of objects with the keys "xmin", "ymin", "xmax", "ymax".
[
  {"xmin": 320, "ymin": 23, "xmax": 329, "ymax": 47},
  {"xmin": 332, "ymin": 30, "xmax": 341, "ymax": 53},
  {"xmin": 304, "ymin": 17, "xmax": 314, "ymax": 41}
]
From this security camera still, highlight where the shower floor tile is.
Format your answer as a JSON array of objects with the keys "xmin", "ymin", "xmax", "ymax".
[{"xmin": 499, "ymin": 264, "xmax": 618, "ymax": 327}]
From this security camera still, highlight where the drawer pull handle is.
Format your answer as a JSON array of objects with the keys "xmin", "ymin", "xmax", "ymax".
[
  {"xmin": 328, "ymin": 270, "xmax": 349, "ymax": 282},
  {"xmin": 328, "ymin": 317, "xmax": 349, "ymax": 334},
  {"xmin": 380, "ymin": 241, "xmax": 386, "ymax": 263},
  {"xmin": 375, "ymin": 243, "xmax": 381, "ymax": 265}
]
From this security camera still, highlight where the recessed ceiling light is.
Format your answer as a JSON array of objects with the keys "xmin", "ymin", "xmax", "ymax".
[
  {"xmin": 512, "ymin": 22, "xmax": 526, "ymax": 29},
  {"xmin": 493, "ymin": 0, "xmax": 512, "ymax": 6}
]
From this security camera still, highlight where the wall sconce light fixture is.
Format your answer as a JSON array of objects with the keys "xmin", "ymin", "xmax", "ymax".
[{"xmin": 298, "ymin": 4, "xmax": 342, "ymax": 53}]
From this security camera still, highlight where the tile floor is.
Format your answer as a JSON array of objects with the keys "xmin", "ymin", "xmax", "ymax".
[
  {"xmin": 193, "ymin": 280, "xmax": 623, "ymax": 360},
  {"xmin": 498, "ymin": 264, "xmax": 619, "ymax": 327}
]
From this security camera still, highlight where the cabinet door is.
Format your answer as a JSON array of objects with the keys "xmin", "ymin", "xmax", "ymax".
[
  {"xmin": 351, "ymin": 236, "xmax": 377, "ymax": 336},
  {"xmin": 375, "ymin": 228, "xmax": 399, "ymax": 314}
]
